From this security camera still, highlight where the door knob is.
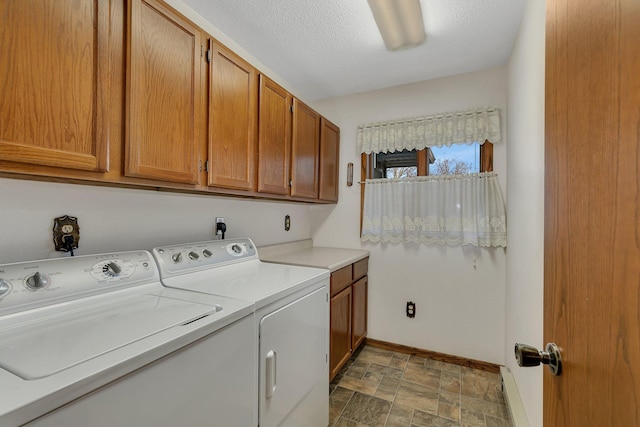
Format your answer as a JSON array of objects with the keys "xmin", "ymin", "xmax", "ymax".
[{"xmin": 514, "ymin": 342, "xmax": 562, "ymax": 376}]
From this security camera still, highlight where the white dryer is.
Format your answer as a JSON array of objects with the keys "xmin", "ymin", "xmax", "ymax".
[
  {"xmin": 153, "ymin": 238, "xmax": 330, "ymax": 427},
  {"xmin": 0, "ymin": 251, "xmax": 255, "ymax": 427}
]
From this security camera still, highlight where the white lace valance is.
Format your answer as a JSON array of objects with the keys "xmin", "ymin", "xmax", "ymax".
[
  {"xmin": 361, "ymin": 172, "xmax": 506, "ymax": 247},
  {"xmin": 357, "ymin": 106, "xmax": 501, "ymax": 154}
]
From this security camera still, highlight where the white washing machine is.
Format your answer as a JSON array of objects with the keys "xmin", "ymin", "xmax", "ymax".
[
  {"xmin": 152, "ymin": 238, "xmax": 330, "ymax": 427},
  {"xmin": 0, "ymin": 251, "xmax": 255, "ymax": 427}
]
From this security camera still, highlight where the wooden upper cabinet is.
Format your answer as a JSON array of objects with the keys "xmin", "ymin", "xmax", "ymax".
[
  {"xmin": 257, "ymin": 75, "xmax": 292, "ymax": 195},
  {"xmin": 319, "ymin": 118, "xmax": 340, "ymax": 202},
  {"xmin": 0, "ymin": 0, "xmax": 110, "ymax": 172},
  {"xmin": 125, "ymin": 0, "xmax": 201, "ymax": 184},
  {"xmin": 291, "ymin": 99, "xmax": 320, "ymax": 199},
  {"xmin": 207, "ymin": 40, "xmax": 258, "ymax": 191}
]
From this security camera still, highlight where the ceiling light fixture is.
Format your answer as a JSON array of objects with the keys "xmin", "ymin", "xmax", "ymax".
[{"xmin": 367, "ymin": 0, "xmax": 426, "ymax": 51}]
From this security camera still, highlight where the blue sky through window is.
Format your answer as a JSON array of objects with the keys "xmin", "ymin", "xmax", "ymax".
[{"xmin": 429, "ymin": 143, "xmax": 480, "ymax": 174}]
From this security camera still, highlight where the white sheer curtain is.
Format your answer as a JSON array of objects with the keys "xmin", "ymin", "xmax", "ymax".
[
  {"xmin": 357, "ymin": 106, "xmax": 501, "ymax": 154},
  {"xmin": 361, "ymin": 172, "xmax": 506, "ymax": 247}
]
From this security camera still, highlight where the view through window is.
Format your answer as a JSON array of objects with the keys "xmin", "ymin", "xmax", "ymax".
[{"xmin": 370, "ymin": 142, "xmax": 484, "ymax": 179}]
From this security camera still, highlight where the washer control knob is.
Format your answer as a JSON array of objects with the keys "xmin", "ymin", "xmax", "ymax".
[
  {"xmin": 25, "ymin": 272, "xmax": 49, "ymax": 290},
  {"xmin": 171, "ymin": 252, "xmax": 183, "ymax": 263},
  {"xmin": 188, "ymin": 251, "xmax": 200, "ymax": 260},
  {"xmin": 103, "ymin": 262, "xmax": 122, "ymax": 277},
  {"xmin": 231, "ymin": 244, "xmax": 242, "ymax": 254},
  {"xmin": 0, "ymin": 279, "xmax": 11, "ymax": 297},
  {"xmin": 202, "ymin": 249, "xmax": 213, "ymax": 258}
]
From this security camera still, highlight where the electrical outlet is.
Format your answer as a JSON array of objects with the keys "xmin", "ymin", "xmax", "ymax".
[
  {"xmin": 53, "ymin": 215, "xmax": 80, "ymax": 253},
  {"xmin": 215, "ymin": 217, "xmax": 227, "ymax": 239},
  {"xmin": 406, "ymin": 301, "xmax": 416, "ymax": 318}
]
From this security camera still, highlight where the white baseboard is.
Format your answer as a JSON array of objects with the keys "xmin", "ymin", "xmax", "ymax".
[{"xmin": 500, "ymin": 366, "xmax": 530, "ymax": 427}]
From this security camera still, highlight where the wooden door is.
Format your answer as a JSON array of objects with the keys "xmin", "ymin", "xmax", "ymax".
[
  {"xmin": 257, "ymin": 75, "xmax": 291, "ymax": 195},
  {"xmin": 351, "ymin": 276, "xmax": 367, "ymax": 352},
  {"xmin": 330, "ymin": 286, "xmax": 352, "ymax": 380},
  {"xmin": 0, "ymin": 0, "xmax": 110, "ymax": 172},
  {"xmin": 291, "ymin": 99, "xmax": 320, "ymax": 199},
  {"xmin": 319, "ymin": 118, "xmax": 340, "ymax": 202},
  {"xmin": 125, "ymin": 0, "xmax": 201, "ymax": 184},
  {"xmin": 544, "ymin": 0, "xmax": 640, "ymax": 424},
  {"xmin": 207, "ymin": 40, "xmax": 257, "ymax": 191}
]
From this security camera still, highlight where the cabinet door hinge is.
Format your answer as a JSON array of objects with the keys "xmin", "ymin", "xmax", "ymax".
[
  {"xmin": 206, "ymin": 49, "xmax": 212, "ymax": 63},
  {"xmin": 290, "ymin": 104, "xmax": 294, "ymax": 113},
  {"xmin": 289, "ymin": 179, "xmax": 293, "ymax": 188},
  {"xmin": 205, "ymin": 160, "xmax": 209, "ymax": 173},
  {"xmin": 198, "ymin": 159, "xmax": 203, "ymax": 172}
]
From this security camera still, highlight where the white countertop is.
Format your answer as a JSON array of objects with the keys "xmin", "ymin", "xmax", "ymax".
[{"xmin": 259, "ymin": 241, "xmax": 369, "ymax": 272}]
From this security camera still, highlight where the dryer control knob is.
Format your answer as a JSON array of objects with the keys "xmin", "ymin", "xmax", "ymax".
[
  {"xmin": 188, "ymin": 251, "xmax": 200, "ymax": 260},
  {"xmin": 203, "ymin": 249, "xmax": 213, "ymax": 258},
  {"xmin": 25, "ymin": 272, "xmax": 49, "ymax": 290},
  {"xmin": 171, "ymin": 252, "xmax": 183, "ymax": 263}
]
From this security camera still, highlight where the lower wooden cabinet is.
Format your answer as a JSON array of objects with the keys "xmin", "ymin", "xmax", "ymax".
[
  {"xmin": 330, "ymin": 286, "xmax": 352, "ymax": 380},
  {"xmin": 351, "ymin": 276, "xmax": 368, "ymax": 351},
  {"xmin": 329, "ymin": 257, "xmax": 369, "ymax": 380}
]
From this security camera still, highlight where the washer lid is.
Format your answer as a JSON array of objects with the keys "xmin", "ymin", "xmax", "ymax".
[{"xmin": 0, "ymin": 292, "xmax": 218, "ymax": 380}]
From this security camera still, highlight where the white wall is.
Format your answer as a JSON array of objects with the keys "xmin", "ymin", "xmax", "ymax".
[
  {"xmin": 0, "ymin": 178, "xmax": 311, "ymax": 263},
  {"xmin": 312, "ymin": 67, "xmax": 508, "ymax": 364},
  {"xmin": 505, "ymin": 0, "xmax": 545, "ymax": 425}
]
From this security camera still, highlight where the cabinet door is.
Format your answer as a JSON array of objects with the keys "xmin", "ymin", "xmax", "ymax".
[
  {"xmin": 125, "ymin": 0, "xmax": 201, "ymax": 184},
  {"xmin": 352, "ymin": 276, "xmax": 368, "ymax": 352},
  {"xmin": 207, "ymin": 41, "xmax": 257, "ymax": 190},
  {"xmin": 0, "ymin": 0, "xmax": 110, "ymax": 172},
  {"xmin": 330, "ymin": 286, "xmax": 352, "ymax": 380},
  {"xmin": 291, "ymin": 99, "xmax": 320, "ymax": 199},
  {"xmin": 257, "ymin": 75, "xmax": 291, "ymax": 195},
  {"xmin": 319, "ymin": 118, "xmax": 340, "ymax": 202}
]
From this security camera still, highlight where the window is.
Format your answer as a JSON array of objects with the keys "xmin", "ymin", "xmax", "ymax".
[
  {"xmin": 359, "ymin": 142, "xmax": 504, "ymax": 247},
  {"xmin": 362, "ymin": 141, "xmax": 493, "ymax": 180}
]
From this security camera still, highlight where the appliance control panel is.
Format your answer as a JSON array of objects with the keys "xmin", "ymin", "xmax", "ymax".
[
  {"xmin": 152, "ymin": 238, "xmax": 258, "ymax": 278},
  {"xmin": 0, "ymin": 251, "xmax": 159, "ymax": 316}
]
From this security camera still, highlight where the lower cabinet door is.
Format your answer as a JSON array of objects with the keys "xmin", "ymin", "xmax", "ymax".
[
  {"xmin": 330, "ymin": 286, "xmax": 352, "ymax": 380},
  {"xmin": 352, "ymin": 276, "xmax": 368, "ymax": 351}
]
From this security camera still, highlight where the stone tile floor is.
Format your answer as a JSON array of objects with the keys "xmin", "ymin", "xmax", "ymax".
[{"xmin": 329, "ymin": 345, "xmax": 511, "ymax": 427}]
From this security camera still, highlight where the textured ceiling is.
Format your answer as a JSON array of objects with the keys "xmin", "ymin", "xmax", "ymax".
[{"xmin": 183, "ymin": 0, "xmax": 525, "ymax": 101}]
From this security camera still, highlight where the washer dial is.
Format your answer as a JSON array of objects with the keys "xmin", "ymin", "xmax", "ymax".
[
  {"xmin": 91, "ymin": 260, "xmax": 136, "ymax": 282},
  {"xmin": 0, "ymin": 279, "xmax": 11, "ymax": 297},
  {"xmin": 25, "ymin": 272, "xmax": 50, "ymax": 290}
]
